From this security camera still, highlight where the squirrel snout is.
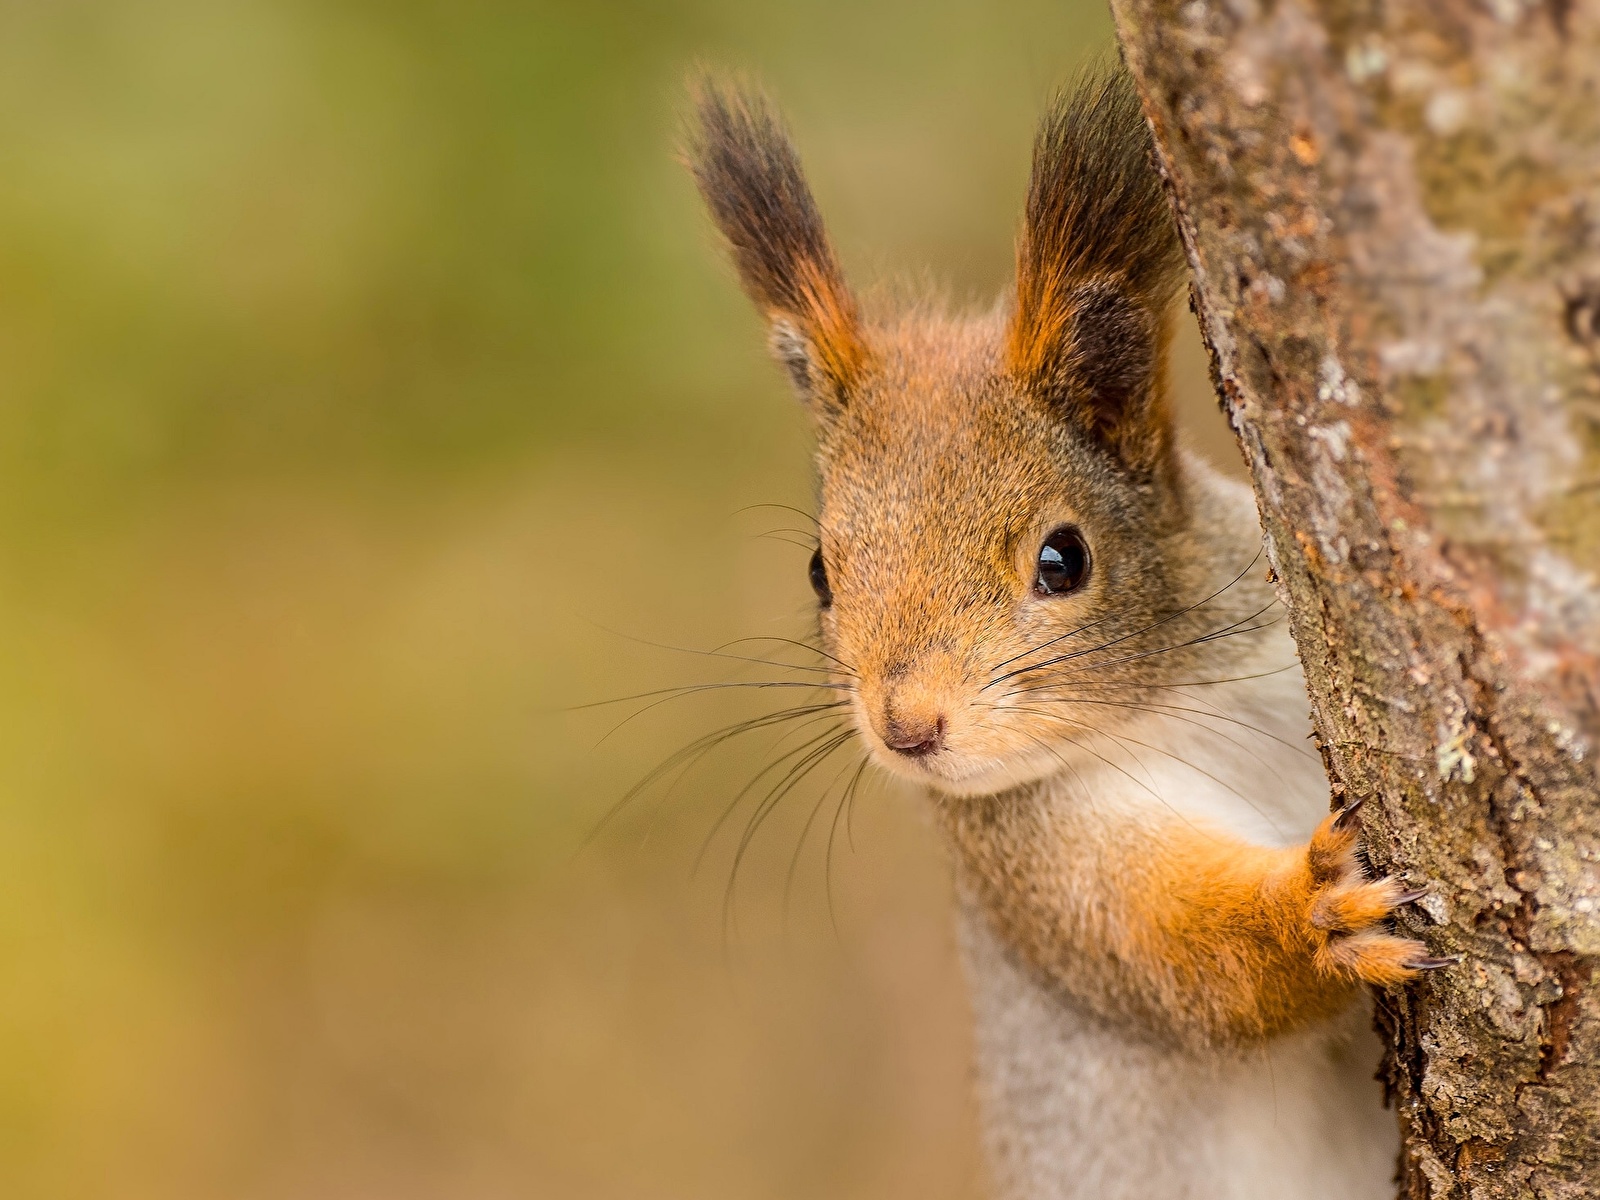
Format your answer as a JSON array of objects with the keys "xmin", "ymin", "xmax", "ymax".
[
  {"xmin": 867, "ymin": 660, "xmax": 961, "ymax": 762},
  {"xmin": 869, "ymin": 664, "xmax": 958, "ymax": 761},
  {"xmin": 881, "ymin": 713, "xmax": 946, "ymax": 758}
]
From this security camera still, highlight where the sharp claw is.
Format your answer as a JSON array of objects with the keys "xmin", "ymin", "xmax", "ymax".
[
  {"xmin": 1404, "ymin": 955, "xmax": 1460, "ymax": 971},
  {"xmin": 1391, "ymin": 887, "xmax": 1429, "ymax": 906},
  {"xmin": 1332, "ymin": 796, "xmax": 1366, "ymax": 831}
]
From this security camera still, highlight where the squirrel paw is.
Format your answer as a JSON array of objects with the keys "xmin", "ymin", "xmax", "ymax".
[{"xmin": 1302, "ymin": 799, "xmax": 1451, "ymax": 988}]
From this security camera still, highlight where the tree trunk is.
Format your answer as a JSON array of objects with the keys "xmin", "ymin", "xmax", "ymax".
[{"xmin": 1108, "ymin": 0, "xmax": 1600, "ymax": 1194}]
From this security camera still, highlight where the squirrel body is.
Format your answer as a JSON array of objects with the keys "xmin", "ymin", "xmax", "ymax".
[
  {"xmin": 687, "ymin": 65, "xmax": 1433, "ymax": 1197},
  {"xmin": 951, "ymin": 455, "xmax": 1398, "ymax": 1199}
]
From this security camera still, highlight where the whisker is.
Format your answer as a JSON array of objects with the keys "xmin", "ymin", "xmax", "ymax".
[
  {"xmin": 693, "ymin": 717, "xmax": 856, "ymax": 874},
  {"xmin": 1031, "ymin": 676, "xmax": 1253, "ymax": 725},
  {"xmin": 979, "ymin": 550, "xmax": 1267, "ymax": 691},
  {"xmin": 732, "ymin": 729, "xmax": 856, "ymax": 877},
  {"xmin": 1006, "ymin": 723, "xmax": 1091, "ymax": 796},
  {"xmin": 827, "ymin": 755, "xmax": 873, "ymax": 937},
  {"xmin": 983, "ymin": 548, "xmax": 1264, "ymax": 691},
  {"xmin": 1006, "ymin": 719, "xmax": 1201, "ymax": 833},
  {"xmin": 1054, "ymin": 615, "xmax": 1284, "ymax": 682},
  {"xmin": 1006, "ymin": 604, "xmax": 1282, "ymax": 695},
  {"xmin": 576, "ymin": 681, "xmax": 851, "ymax": 748},
  {"xmin": 1117, "ymin": 694, "xmax": 1311, "ymax": 761},
  {"xmin": 586, "ymin": 679, "xmax": 853, "ymax": 749},
  {"xmin": 715, "ymin": 634, "xmax": 858, "ymax": 677},
  {"xmin": 844, "ymin": 749, "xmax": 868, "ymax": 852},
  {"xmin": 724, "ymin": 728, "xmax": 857, "ymax": 944},
  {"xmin": 984, "ymin": 608, "xmax": 1126, "ymax": 680},
  {"xmin": 1006, "ymin": 718, "xmax": 1100, "ymax": 799},
  {"xmin": 1068, "ymin": 665, "xmax": 1300, "ymax": 693},
  {"xmin": 1005, "ymin": 691, "xmax": 1309, "ymax": 760},
  {"xmin": 575, "ymin": 680, "xmax": 849, "ymax": 713},
  {"xmin": 735, "ymin": 502, "xmax": 820, "ymax": 528},
  {"xmin": 1006, "ymin": 704, "xmax": 1288, "ymax": 835},
  {"xmin": 1016, "ymin": 599, "xmax": 1279, "ymax": 687},
  {"xmin": 586, "ymin": 623, "xmax": 849, "ymax": 682},
  {"xmin": 784, "ymin": 741, "xmax": 865, "ymax": 929},
  {"xmin": 1028, "ymin": 673, "xmax": 1314, "ymax": 772},
  {"xmin": 757, "ymin": 532, "xmax": 820, "ymax": 553},
  {"xmin": 583, "ymin": 701, "xmax": 851, "ymax": 852},
  {"xmin": 646, "ymin": 705, "xmax": 846, "ymax": 849},
  {"xmin": 1004, "ymin": 709, "xmax": 1175, "ymax": 816},
  {"xmin": 1013, "ymin": 704, "xmax": 1162, "ymax": 792},
  {"xmin": 1015, "ymin": 719, "xmax": 1209, "ymax": 835}
]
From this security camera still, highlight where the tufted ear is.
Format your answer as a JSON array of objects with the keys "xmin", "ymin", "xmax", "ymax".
[
  {"xmin": 687, "ymin": 78, "xmax": 866, "ymax": 409},
  {"xmin": 1007, "ymin": 66, "xmax": 1185, "ymax": 476}
]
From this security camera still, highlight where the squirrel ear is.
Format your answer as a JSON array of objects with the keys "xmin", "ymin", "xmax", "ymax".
[
  {"xmin": 687, "ymin": 78, "xmax": 866, "ymax": 408},
  {"xmin": 1006, "ymin": 66, "xmax": 1184, "ymax": 475}
]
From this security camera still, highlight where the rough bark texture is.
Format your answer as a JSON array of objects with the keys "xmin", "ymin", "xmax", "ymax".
[{"xmin": 1109, "ymin": 0, "xmax": 1600, "ymax": 1194}]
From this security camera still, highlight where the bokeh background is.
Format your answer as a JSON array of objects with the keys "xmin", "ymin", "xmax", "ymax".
[{"xmin": 0, "ymin": 3, "xmax": 1243, "ymax": 1197}]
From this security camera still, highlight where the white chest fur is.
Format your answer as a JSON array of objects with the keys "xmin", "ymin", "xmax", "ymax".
[{"xmin": 957, "ymin": 903, "xmax": 1398, "ymax": 1200}]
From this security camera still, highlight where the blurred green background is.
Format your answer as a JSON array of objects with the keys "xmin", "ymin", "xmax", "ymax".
[{"xmin": 0, "ymin": 2, "xmax": 1239, "ymax": 1197}]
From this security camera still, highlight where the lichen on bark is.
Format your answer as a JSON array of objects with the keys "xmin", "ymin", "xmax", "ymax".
[{"xmin": 1110, "ymin": 0, "xmax": 1600, "ymax": 1192}]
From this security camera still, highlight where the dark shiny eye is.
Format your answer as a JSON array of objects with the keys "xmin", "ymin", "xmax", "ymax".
[
  {"xmin": 809, "ymin": 547, "xmax": 833, "ymax": 607},
  {"xmin": 1035, "ymin": 526, "xmax": 1090, "ymax": 596}
]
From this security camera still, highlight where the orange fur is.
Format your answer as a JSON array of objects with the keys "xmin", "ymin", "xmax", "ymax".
[
  {"xmin": 941, "ymin": 799, "xmax": 1428, "ymax": 1048},
  {"xmin": 788, "ymin": 258, "xmax": 868, "ymax": 387}
]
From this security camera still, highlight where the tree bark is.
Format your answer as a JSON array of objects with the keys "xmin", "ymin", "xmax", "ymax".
[{"xmin": 1108, "ymin": 0, "xmax": 1600, "ymax": 1194}]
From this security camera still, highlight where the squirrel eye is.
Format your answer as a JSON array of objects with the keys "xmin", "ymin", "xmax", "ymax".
[
  {"xmin": 809, "ymin": 547, "xmax": 833, "ymax": 608},
  {"xmin": 1035, "ymin": 526, "xmax": 1090, "ymax": 596}
]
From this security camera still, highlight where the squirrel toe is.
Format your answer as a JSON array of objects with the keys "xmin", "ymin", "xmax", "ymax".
[{"xmin": 1302, "ymin": 808, "xmax": 1451, "ymax": 989}]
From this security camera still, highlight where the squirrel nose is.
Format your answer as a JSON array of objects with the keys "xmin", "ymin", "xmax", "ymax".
[{"xmin": 883, "ymin": 714, "xmax": 946, "ymax": 757}]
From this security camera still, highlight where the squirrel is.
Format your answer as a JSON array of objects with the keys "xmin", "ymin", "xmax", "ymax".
[{"xmin": 685, "ymin": 63, "xmax": 1448, "ymax": 1200}]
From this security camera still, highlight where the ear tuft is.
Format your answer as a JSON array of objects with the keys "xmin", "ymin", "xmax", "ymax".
[
  {"xmin": 1008, "ymin": 64, "xmax": 1185, "ymax": 473},
  {"xmin": 686, "ymin": 77, "xmax": 866, "ymax": 401}
]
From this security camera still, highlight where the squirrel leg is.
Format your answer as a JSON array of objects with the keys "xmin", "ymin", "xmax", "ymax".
[
  {"xmin": 944, "ymin": 792, "xmax": 1448, "ymax": 1047},
  {"xmin": 1115, "ymin": 800, "xmax": 1440, "ymax": 1044}
]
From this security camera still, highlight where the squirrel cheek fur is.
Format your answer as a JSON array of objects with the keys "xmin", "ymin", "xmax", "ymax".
[{"xmin": 688, "ymin": 62, "xmax": 1435, "ymax": 1181}]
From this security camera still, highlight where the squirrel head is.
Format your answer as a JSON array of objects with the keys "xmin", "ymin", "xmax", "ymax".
[{"xmin": 689, "ymin": 70, "xmax": 1250, "ymax": 796}]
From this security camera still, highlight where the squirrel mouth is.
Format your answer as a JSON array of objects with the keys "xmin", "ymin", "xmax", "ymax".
[{"xmin": 877, "ymin": 738, "xmax": 1070, "ymax": 798}]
